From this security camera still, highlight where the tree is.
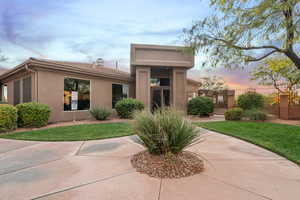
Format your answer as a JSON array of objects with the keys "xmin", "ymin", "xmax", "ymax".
[
  {"xmin": 183, "ymin": 0, "xmax": 300, "ymax": 70},
  {"xmin": 250, "ymin": 57, "xmax": 300, "ymax": 103},
  {"xmin": 199, "ymin": 75, "xmax": 228, "ymax": 91}
]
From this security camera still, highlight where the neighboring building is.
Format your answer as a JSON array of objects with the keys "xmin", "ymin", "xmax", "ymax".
[
  {"xmin": 0, "ymin": 44, "xmax": 199, "ymax": 122},
  {"xmin": 198, "ymin": 89, "xmax": 235, "ymax": 109}
]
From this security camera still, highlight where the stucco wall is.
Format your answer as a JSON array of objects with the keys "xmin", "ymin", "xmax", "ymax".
[
  {"xmin": 131, "ymin": 44, "xmax": 194, "ymax": 68},
  {"xmin": 36, "ymin": 70, "xmax": 132, "ymax": 122},
  {"xmin": 135, "ymin": 66, "xmax": 151, "ymax": 110},
  {"xmin": 172, "ymin": 68, "xmax": 187, "ymax": 111}
]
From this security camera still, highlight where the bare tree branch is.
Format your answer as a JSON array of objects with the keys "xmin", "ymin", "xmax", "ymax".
[
  {"xmin": 246, "ymin": 50, "xmax": 278, "ymax": 62},
  {"xmin": 210, "ymin": 37, "xmax": 284, "ymax": 52}
]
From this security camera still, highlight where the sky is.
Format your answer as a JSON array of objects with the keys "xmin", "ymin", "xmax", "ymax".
[{"xmin": 0, "ymin": 0, "xmax": 259, "ymax": 89}]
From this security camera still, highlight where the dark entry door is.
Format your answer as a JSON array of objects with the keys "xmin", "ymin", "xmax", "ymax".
[{"xmin": 151, "ymin": 87, "xmax": 170, "ymax": 110}]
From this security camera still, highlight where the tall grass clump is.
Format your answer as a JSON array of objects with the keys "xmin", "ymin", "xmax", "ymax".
[
  {"xmin": 133, "ymin": 108, "xmax": 200, "ymax": 155},
  {"xmin": 89, "ymin": 107, "xmax": 112, "ymax": 120}
]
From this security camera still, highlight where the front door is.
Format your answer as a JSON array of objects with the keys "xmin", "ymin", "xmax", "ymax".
[{"xmin": 151, "ymin": 87, "xmax": 170, "ymax": 111}]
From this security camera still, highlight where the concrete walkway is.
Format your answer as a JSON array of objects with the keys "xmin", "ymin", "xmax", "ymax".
[{"xmin": 0, "ymin": 130, "xmax": 299, "ymax": 200}]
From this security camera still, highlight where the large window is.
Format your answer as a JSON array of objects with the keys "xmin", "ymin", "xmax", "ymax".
[
  {"xmin": 112, "ymin": 84, "xmax": 129, "ymax": 108},
  {"xmin": 13, "ymin": 76, "xmax": 32, "ymax": 105},
  {"xmin": 64, "ymin": 78, "xmax": 90, "ymax": 111}
]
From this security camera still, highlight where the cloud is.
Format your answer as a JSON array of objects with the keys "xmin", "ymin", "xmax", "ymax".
[
  {"xmin": 0, "ymin": 0, "xmax": 62, "ymax": 58},
  {"xmin": 1, "ymin": 0, "xmax": 260, "ymax": 88}
]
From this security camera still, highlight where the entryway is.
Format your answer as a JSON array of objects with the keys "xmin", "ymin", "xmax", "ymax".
[{"xmin": 151, "ymin": 86, "xmax": 170, "ymax": 110}]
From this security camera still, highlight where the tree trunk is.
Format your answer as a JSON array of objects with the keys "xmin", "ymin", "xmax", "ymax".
[{"xmin": 284, "ymin": 50, "xmax": 300, "ymax": 70}]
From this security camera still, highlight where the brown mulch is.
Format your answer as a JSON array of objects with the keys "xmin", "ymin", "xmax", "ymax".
[{"xmin": 131, "ymin": 151, "xmax": 204, "ymax": 179}]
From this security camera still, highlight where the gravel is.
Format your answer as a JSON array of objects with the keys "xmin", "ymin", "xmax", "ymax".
[{"xmin": 131, "ymin": 151, "xmax": 204, "ymax": 178}]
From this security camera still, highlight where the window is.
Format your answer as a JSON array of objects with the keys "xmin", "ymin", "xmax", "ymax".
[
  {"xmin": 22, "ymin": 76, "xmax": 32, "ymax": 103},
  {"xmin": 112, "ymin": 84, "xmax": 129, "ymax": 108},
  {"xmin": 218, "ymin": 95, "xmax": 224, "ymax": 104},
  {"xmin": 13, "ymin": 76, "xmax": 32, "ymax": 105},
  {"xmin": 150, "ymin": 78, "xmax": 170, "ymax": 86},
  {"xmin": 160, "ymin": 78, "xmax": 170, "ymax": 86},
  {"xmin": 13, "ymin": 80, "xmax": 21, "ymax": 105},
  {"xmin": 64, "ymin": 78, "xmax": 90, "ymax": 111},
  {"xmin": 1, "ymin": 84, "xmax": 7, "ymax": 102}
]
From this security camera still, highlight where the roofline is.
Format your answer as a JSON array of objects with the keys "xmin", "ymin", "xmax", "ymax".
[
  {"xmin": 131, "ymin": 43, "xmax": 187, "ymax": 50},
  {"xmin": 0, "ymin": 60, "xmax": 30, "ymax": 81},
  {"xmin": 0, "ymin": 57, "xmax": 199, "ymax": 84},
  {"xmin": 0, "ymin": 58, "xmax": 132, "ymax": 82}
]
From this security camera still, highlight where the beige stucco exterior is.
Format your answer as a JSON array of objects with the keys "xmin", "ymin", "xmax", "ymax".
[
  {"xmin": 36, "ymin": 70, "xmax": 132, "ymax": 122},
  {"xmin": 0, "ymin": 44, "xmax": 198, "ymax": 123},
  {"xmin": 131, "ymin": 44, "xmax": 195, "ymax": 112}
]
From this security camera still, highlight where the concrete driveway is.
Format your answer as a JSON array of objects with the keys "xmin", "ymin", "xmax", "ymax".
[{"xmin": 0, "ymin": 131, "xmax": 300, "ymax": 200}]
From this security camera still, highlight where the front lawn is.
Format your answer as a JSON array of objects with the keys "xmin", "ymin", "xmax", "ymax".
[
  {"xmin": 197, "ymin": 121, "xmax": 300, "ymax": 165},
  {"xmin": 0, "ymin": 122, "xmax": 133, "ymax": 141}
]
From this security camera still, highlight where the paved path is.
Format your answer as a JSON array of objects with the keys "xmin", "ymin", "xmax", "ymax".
[{"xmin": 0, "ymin": 130, "xmax": 299, "ymax": 200}]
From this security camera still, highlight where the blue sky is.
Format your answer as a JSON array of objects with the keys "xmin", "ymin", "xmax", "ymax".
[{"xmin": 0, "ymin": 0, "xmax": 256, "ymax": 88}]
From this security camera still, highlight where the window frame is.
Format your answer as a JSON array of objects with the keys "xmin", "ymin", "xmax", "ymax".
[
  {"xmin": 13, "ymin": 75, "xmax": 32, "ymax": 105},
  {"xmin": 22, "ymin": 76, "xmax": 32, "ymax": 103},
  {"xmin": 112, "ymin": 83, "xmax": 129, "ymax": 109},
  {"xmin": 1, "ymin": 84, "xmax": 8, "ymax": 102},
  {"xmin": 63, "ymin": 76, "xmax": 91, "ymax": 112}
]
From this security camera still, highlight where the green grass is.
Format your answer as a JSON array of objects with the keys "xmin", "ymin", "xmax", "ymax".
[
  {"xmin": 0, "ymin": 122, "xmax": 133, "ymax": 141},
  {"xmin": 197, "ymin": 121, "xmax": 300, "ymax": 165}
]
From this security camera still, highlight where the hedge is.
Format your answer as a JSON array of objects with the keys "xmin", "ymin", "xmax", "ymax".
[
  {"xmin": 16, "ymin": 102, "xmax": 51, "ymax": 127},
  {"xmin": 187, "ymin": 96, "xmax": 214, "ymax": 116},
  {"xmin": 115, "ymin": 98, "xmax": 144, "ymax": 118},
  {"xmin": 0, "ymin": 104, "xmax": 17, "ymax": 132},
  {"xmin": 237, "ymin": 92, "xmax": 264, "ymax": 110},
  {"xmin": 225, "ymin": 108, "xmax": 243, "ymax": 121}
]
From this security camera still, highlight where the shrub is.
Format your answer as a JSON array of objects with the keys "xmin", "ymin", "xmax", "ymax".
[
  {"xmin": 244, "ymin": 109, "xmax": 267, "ymax": 121},
  {"xmin": 225, "ymin": 108, "xmax": 243, "ymax": 121},
  {"xmin": 115, "ymin": 98, "xmax": 144, "ymax": 119},
  {"xmin": 0, "ymin": 104, "xmax": 17, "ymax": 132},
  {"xmin": 133, "ymin": 108, "xmax": 200, "ymax": 155},
  {"xmin": 89, "ymin": 107, "xmax": 112, "ymax": 120},
  {"xmin": 237, "ymin": 92, "xmax": 264, "ymax": 110},
  {"xmin": 16, "ymin": 102, "xmax": 51, "ymax": 127},
  {"xmin": 187, "ymin": 96, "xmax": 214, "ymax": 116}
]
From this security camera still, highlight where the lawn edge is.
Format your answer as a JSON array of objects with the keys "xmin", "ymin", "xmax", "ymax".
[
  {"xmin": 198, "ymin": 123, "xmax": 300, "ymax": 166},
  {"xmin": 0, "ymin": 122, "xmax": 133, "ymax": 142},
  {"xmin": 0, "ymin": 133, "xmax": 134, "ymax": 142}
]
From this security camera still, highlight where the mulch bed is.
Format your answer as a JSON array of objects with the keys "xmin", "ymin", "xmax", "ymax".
[{"xmin": 131, "ymin": 151, "xmax": 204, "ymax": 178}]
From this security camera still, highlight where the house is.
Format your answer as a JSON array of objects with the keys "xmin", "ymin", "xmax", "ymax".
[{"xmin": 0, "ymin": 44, "xmax": 199, "ymax": 122}]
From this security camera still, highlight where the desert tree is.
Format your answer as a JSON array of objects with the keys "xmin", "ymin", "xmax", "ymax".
[
  {"xmin": 184, "ymin": 0, "xmax": 300, "ymax": 70},
  {"xmin": 251, "ymin": 58, "xmax": 300, "ymax": 103},
  {"xmin": 199, "ymin": 76, "xmax": 228, "ymax": 91}
]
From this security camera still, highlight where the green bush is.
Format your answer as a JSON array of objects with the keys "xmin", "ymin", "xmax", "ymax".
[
  {"xmin": 225, "ymin": 108, "xmax": 243, "ymax": 121},
  {"xmin": 115, "ymin": 98, "xmax": 144, "ymax": 119},
  {"xmin": 89, "ymin": 107, "xmax": 112, "ymax": 120},
  {"xmin": 187, "ymin": 96, "xmax": 214, "ymax": 116},
  {"xmin": 0, "ymin": 104, "xmax": 17, "ymax": 132},
  {"xmin": 16, "ymin": 102, "xmax": 51, "ymax": 127},
  {"xmin": 133, "ymin": 108, "xmax": 200, "ymax": 155},
  {"xmin": 244, "ymin": 109, "xmax": 267, "ymax": 121},
  {"xmin": 237, "ymin": 92, "xmax": 264, "ymax": 110}
]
